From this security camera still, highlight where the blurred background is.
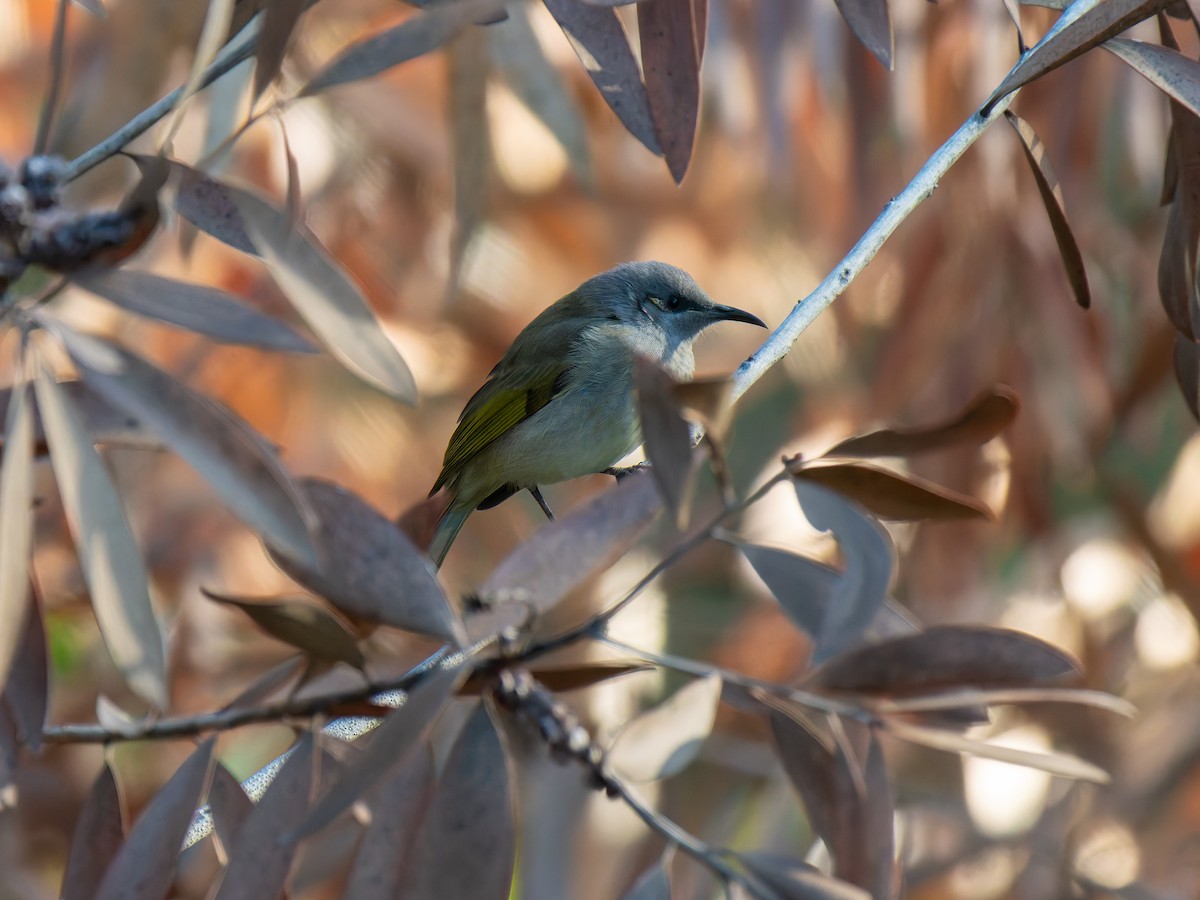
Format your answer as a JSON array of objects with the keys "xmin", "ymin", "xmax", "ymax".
[{"xmin": 1, "ymin": 0, "xmax": 1198, "ymax": 897}]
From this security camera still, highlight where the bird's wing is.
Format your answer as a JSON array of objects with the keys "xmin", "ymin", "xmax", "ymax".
[{"xmin": 431, "ymin": 343, "xmax": 574, "ymax": 496}]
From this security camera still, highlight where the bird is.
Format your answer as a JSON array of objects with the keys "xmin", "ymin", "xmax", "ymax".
[{"xmin": 427, "ymin": 261, "xmax": 767, "ymax": 565}]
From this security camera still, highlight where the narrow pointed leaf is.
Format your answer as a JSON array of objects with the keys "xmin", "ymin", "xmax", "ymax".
[
  {"xmin": 33, "ymin": 362, "xmax": 167, "ymax": 709},
  {"xmin": 74, "ymin": 269, "xmax": 316, "ymax": 352},
  {"xmin": 875, "ymin": 686, "xmax": 1136, "ymax": 717},
  {"xmin": 986, "ymin": 0, "xmax": 1166, "ymax": 107},
  {"xmin": 4, "ymin": 592, "xmax": 49, "ymax": 749},
  {"xmin": 0, "ymin": 378, "xmax": 152, "ymax": 453},
  {"xmin": 400, "ymin": 701, "xmax": 515, "ymax": 900},
  {"xmin": 806, "ymin": 626, "xmax": 1079, "ymax": 695},
  {"xmin": 345, "ymin": 747, "xmax": 435, "ymax": 900},
  {"xmin": 479, "ymin": 472, "xmax": 661, "ymax": 618},
  {"xmin": 1159, "ymin": 102, "xmax": 1200, "ymax": 339},
  {"xmin": 543, "ymin": 0, "xmax": 662, "ymax": 155},
  {"xmin": 672, "ymin": 377, "xmax": 734, "ymax": 441},
  {"xmin": 293, "ymin": 660, "xmax": 464, "ymax": 839},
  {"xmin": 828, "ymin": 386, "xmax": 1019, "ymax": 457},
  {"xmin": 1106, "ymin": 37, "xmax": 1200, "ymax": 118},
  {"xmin": 795, "ymin": 483, "xmax": 895, "ymax": 663},
  {"xmin": 792, "ymin": 460, "xmax": 993, "ymax": 521},
  {"xmin": 215, "ymin": 733, "xmax": 315, "ymax": 900},
  {"xmin": 93, "ymin": 738, "xmax": 216, "ymax": 900},
  {"xmin": 164, "ymin": 0, "xmax": 235, "ymax": 144},
  {"xmin": 1004, "ymin": 112, "xmax": 1091, "ymax": 308},
  {"xmin": 0, "ymin": 377, "xmax": 34, "ymax": 693},
  {"xmin": 235, "ymin": 190, "xmax": 418, "ymax": 402},
  {"xmin": 207, "ymin": 764, "xmax": 253, "ymax": 854},
  {"xmin": 1175, "ymin": 334, "xmax": 1200, "ymax": 421},
  {"xmin": 639, "ymin": 0, "xmax": 701, "ymax": 182},
  {"xmin": 254, "ymin": 0, "xmax": 306, "ymax": 99},
  {"xmin": 169, "ymin": 161, "xmax": 257, "ymax": 254},
  {"xmin": 885, "ymin": 719, "xmax": 1110, "ymax": 782},
  {"xmin": 739, "ymin": 544, "xmax": 840, "ymax": 636},
  {"xmin": 272, "ymin": 478, "xmax": 462, "ymax": 642},
  {"xmin": 202, "ymin": 589, "xmax": 365, "ymax": 668},
  {"xmin": 623, "ymin": 864, "xmax": 672, "ymax": 899},
  {"xmin": 302, "ymin": 0, "xmax": 504, "ymax": 96},
  {"xmin": 58, "ymin": 330, "xmax": 319, "ymax": 567},
  {"xmin": 448, "ymin": 28, "xmax": 491, "ymax": 286},
  {"xmin": 636, "ymin": 358, "xmax": 698, "ymax": 527},
  {"xmin": 833, "ymin": 0, "xmax": 893, "ymax": 68},
  {"xmin": 609, "ymin": 674, "xmax": 722, "ymax": 782},
  {"xmin": 61, "ymin": 765, "xmax": 125, "ymax": 900}
]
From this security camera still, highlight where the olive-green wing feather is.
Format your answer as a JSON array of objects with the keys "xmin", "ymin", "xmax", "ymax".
[{"xmin": 432, "ymin": 295, "xmax": 590, "ymax": 495}]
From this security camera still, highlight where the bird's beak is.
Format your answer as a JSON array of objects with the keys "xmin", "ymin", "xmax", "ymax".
[{"xmin": 709, "ymin": 303, "xmax": 767, "ymax": 328}]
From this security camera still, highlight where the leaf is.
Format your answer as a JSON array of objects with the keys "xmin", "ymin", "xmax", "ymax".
[
  {"xmin": 0, "ymin": 378, "xmax": 151, "ymax": 454},
  {"xmin": 254, "ymin": 0, "xmax": 306, "ymax": 99},
  {"xmin": 1175, "ymin": 334, "xmax": 1200, "ymax": 421},
  {"xmin": 344, "ymin": 747, "xmax": 435, "ymax": 900},
  {"xmin": 543, "ymin": 0, "xmax": 662, "ymax": 155},
  {"xmin": 33, "ymin": 360, "xmax": 167, "ymax": 709},
  {"xmin": 169, "ymin": 160, "xmax": 257, "ymax": 254},
  {"xmin": 885, "ymin": 719, "xmax": 1111, "ymax": 782},
  {"xmin": 163, "ymin": 0, "xmax": 235, "ymax": 145},
  {"xmin": 301, "ymin": 0, "xmax": 503, "ymax": 96},
  {"xmin": 635, "ymin": 358, "xmax": 699, "ymax": 527},
  {"xmin": 985, "ymin": 0, "xmax": 1166, "ymax": 108},
  {"xmin": 833, "ymin": 0, "xmax": 893, "ymax": 68},
  {"xmin": 1106, "ymin": 37, "xmax": 1200, "ymax": 118},
  {"xmin": 477, "ymin": 471, "xmax": 662, "ymax": 617},
  {"xmin": 739, "ymin": 543, "xmax": 840, "ymax": 636},
  {"xmin": 874, "ymin": 686, "xmax": 1136, "ymax": 717},
  {"xmin": 214, "ymin": 733, "xmax": 315, "ymax": 900},
  {"xmin": 448, "ymin": 28, "xmax": 491, "ymax": 289},
  {"xmin": 235, "ymin": 188, "xmax": 418, "ymax": 403},
  {"xmin": 827, "ymin": 387, "xmax": 1019, "ymax": 457},
  {"xmin": 202, "ymin": 589, "xmax": 365, "ymax": 669},
  {"xmin": 400, "ymin": 701, "xmax": 515, "ymax": 900},
  {"xmin": 463, "ymin": 661, "xmax": 650, "ymax": 695},
  {"xmin": 1159, "ymin": 104, "xmax": 1200, "ymax": 339},
  {"xmin": 206, "ymin": 764, "xmax": 253, "ymax": 856},
  {"xmin": 93, "ymin": 738, "xmax": 216, "ymax": 900},
  {"xmin": 1004, "ymin": 112, "xmax": 1091, "ymax": 308},
  {"xmin": 737, "ymin": 853, "xmax": 871, "ymax": 900},
  {"xmin": 74, "ymin": 269, "xmax": 316, "ymax": 353},
  {"xmin": 292, "ymin": 660, "xmax": 464, "ymax": 840},
  {"xmin": 489, "ymin": 7, "xmax": 591, "ymax": 181},
  {"xmin": 791, "ymin": 460, "xmax": 993, "ymax": 521},
  {"xmin": 806, "ymin": 625, "xmax": 1080, "ymax": 695},
  {"xmin": 609, "ymin": 674, "xmax": 722, "ymax": 782},
  {"xmin": 71, "ymin": 0, "xmax": 106, "ymax": 16},
  {"xmin": 794, "ymin": 482, "xmax": 895, "ymax": 663},
  {"xmin": 3, "ymin": 592, "xmax": 49, "ymax": 749},
  {"xmin": 0, "ymin": 376, "xmax": 34, "ymax": 695},
  {"xmin": 272, "ymin": 478, "xmax": 463, "ymax": 642},
  {"xmin": 639, "ymin": 0, "xmax": 701, "ymax": 182},
  {"xmin": 672, "ymin": 377, "xmax": 734, "ymax": 441},
  {"xmin": 61, "ymin": 765, "xmax": 125, "ymax": 900},
  {"xmin": 622, "ymin": 863, "xmax": 672, "ymax": 900},
  {"xmin": 58, "ymin": 329, "xmax": 319, "ymax": 568}
]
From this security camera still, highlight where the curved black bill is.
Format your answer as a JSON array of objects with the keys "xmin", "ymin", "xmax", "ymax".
[{"xmin": 711, "ymin": 303, "xmax": 767, "ymax": 328}]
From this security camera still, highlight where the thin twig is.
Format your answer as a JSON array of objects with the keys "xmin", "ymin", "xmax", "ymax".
[
  {"xmin": 64, "ymin": 18, "xmax": 263, "ymax": 181},
  {"xmin": 529, "ymin": 486, "xmax": 556, "ymax": 521},
  {"xmin": 34, "ymin": 0, "xmax": 70, "ymax": 155}
]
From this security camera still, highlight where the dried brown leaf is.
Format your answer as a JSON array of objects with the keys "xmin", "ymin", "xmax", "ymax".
[
  {"xmin": 478, "ymin": 471, "xmax": 662, "ymax": 618},
  {"xmin": 671, "ymin": 377, "xmax": 734, "ymax": 440},
  {"xmin": 272, "ymin": 478, "xmax": 463, "ymax": 642},
  {"xmin": 609, "ymin": 674, "xmax": 722, "ymax": 782},
  {"xmin": 58, "ymin": 329, "xmax": 319, "ymax": 567},
  {"xmin": 827, "ymin": 386, "xmax": 1019, "ymax": 457},
  {"xmin": 292, "ymin": 660, "xmax": 463, "ymax": 840},
  {"xmin": 61, "ymin": 765, "xmax": 125, "ymax": 900},
  {"xmin": 792, "ymin": 460, "xmax": 993, "ymax": 521},
  {"xmin": 93, "ymin": 738, "xmax": 215, "ymax": 900},
  {"xmin": 33, "ymin": 359, "xmax": 167, "ymax": 709},
  {"xmin": 1003, "ymin": 112, "xmax": 1092, "ymax": 308},
  {"xmin": 833, "ymin": 0, "xmax": 894, "ymax": 68},
  {"xmin": 986, "ymin": 0, "xmax": 1167, "ymax": 107},
  {"xmin": 635, "ymin": 358, "xmax": 698, "ymax": 527},
  {"xmin": 214, "ymin": 733, "xmax": 315, "ymax": 900},
  {"xmin": 1175, "ymin": 334, "xmax": 1200, "ymax": 420},
  {"xmin": 806, "ymin": 625, "xmax": 1080, "ymax": 695},
  {"xmin": 202, "ymin": 589, "xmax": 365, "ymax": 669},
  {"xmin": 543, "ymin": 0, "xmax": 662, "ymax": 155},
  {"xmin": 639, "ymin": 0, "xmax": 701, "ymax": 182},
  {"xmin": 344, "ymin": 746, "xmax": 435, "ymax": 900},
  {"xmin": 399, "ymin": 701, "xmax": 515, "ymax": 900},
  {"xmin": 74, "ymin": 269, "xmax": 315, "ymax": 353}
]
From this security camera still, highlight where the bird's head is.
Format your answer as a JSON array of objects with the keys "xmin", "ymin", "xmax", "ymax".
[{"xmin": 579, "ymin": 261, "xmax": 767, "ymax": 348}]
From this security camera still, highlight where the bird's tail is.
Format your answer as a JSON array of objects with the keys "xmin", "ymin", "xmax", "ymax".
[{"xmin": 428, "ymin": 505, "xmax": 471, "ymax": 567}]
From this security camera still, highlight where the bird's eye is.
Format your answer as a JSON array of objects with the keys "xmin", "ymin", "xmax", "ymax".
[{"xmin": 667, "ymin": 294, "xmax": 682, "ymax": 310}]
